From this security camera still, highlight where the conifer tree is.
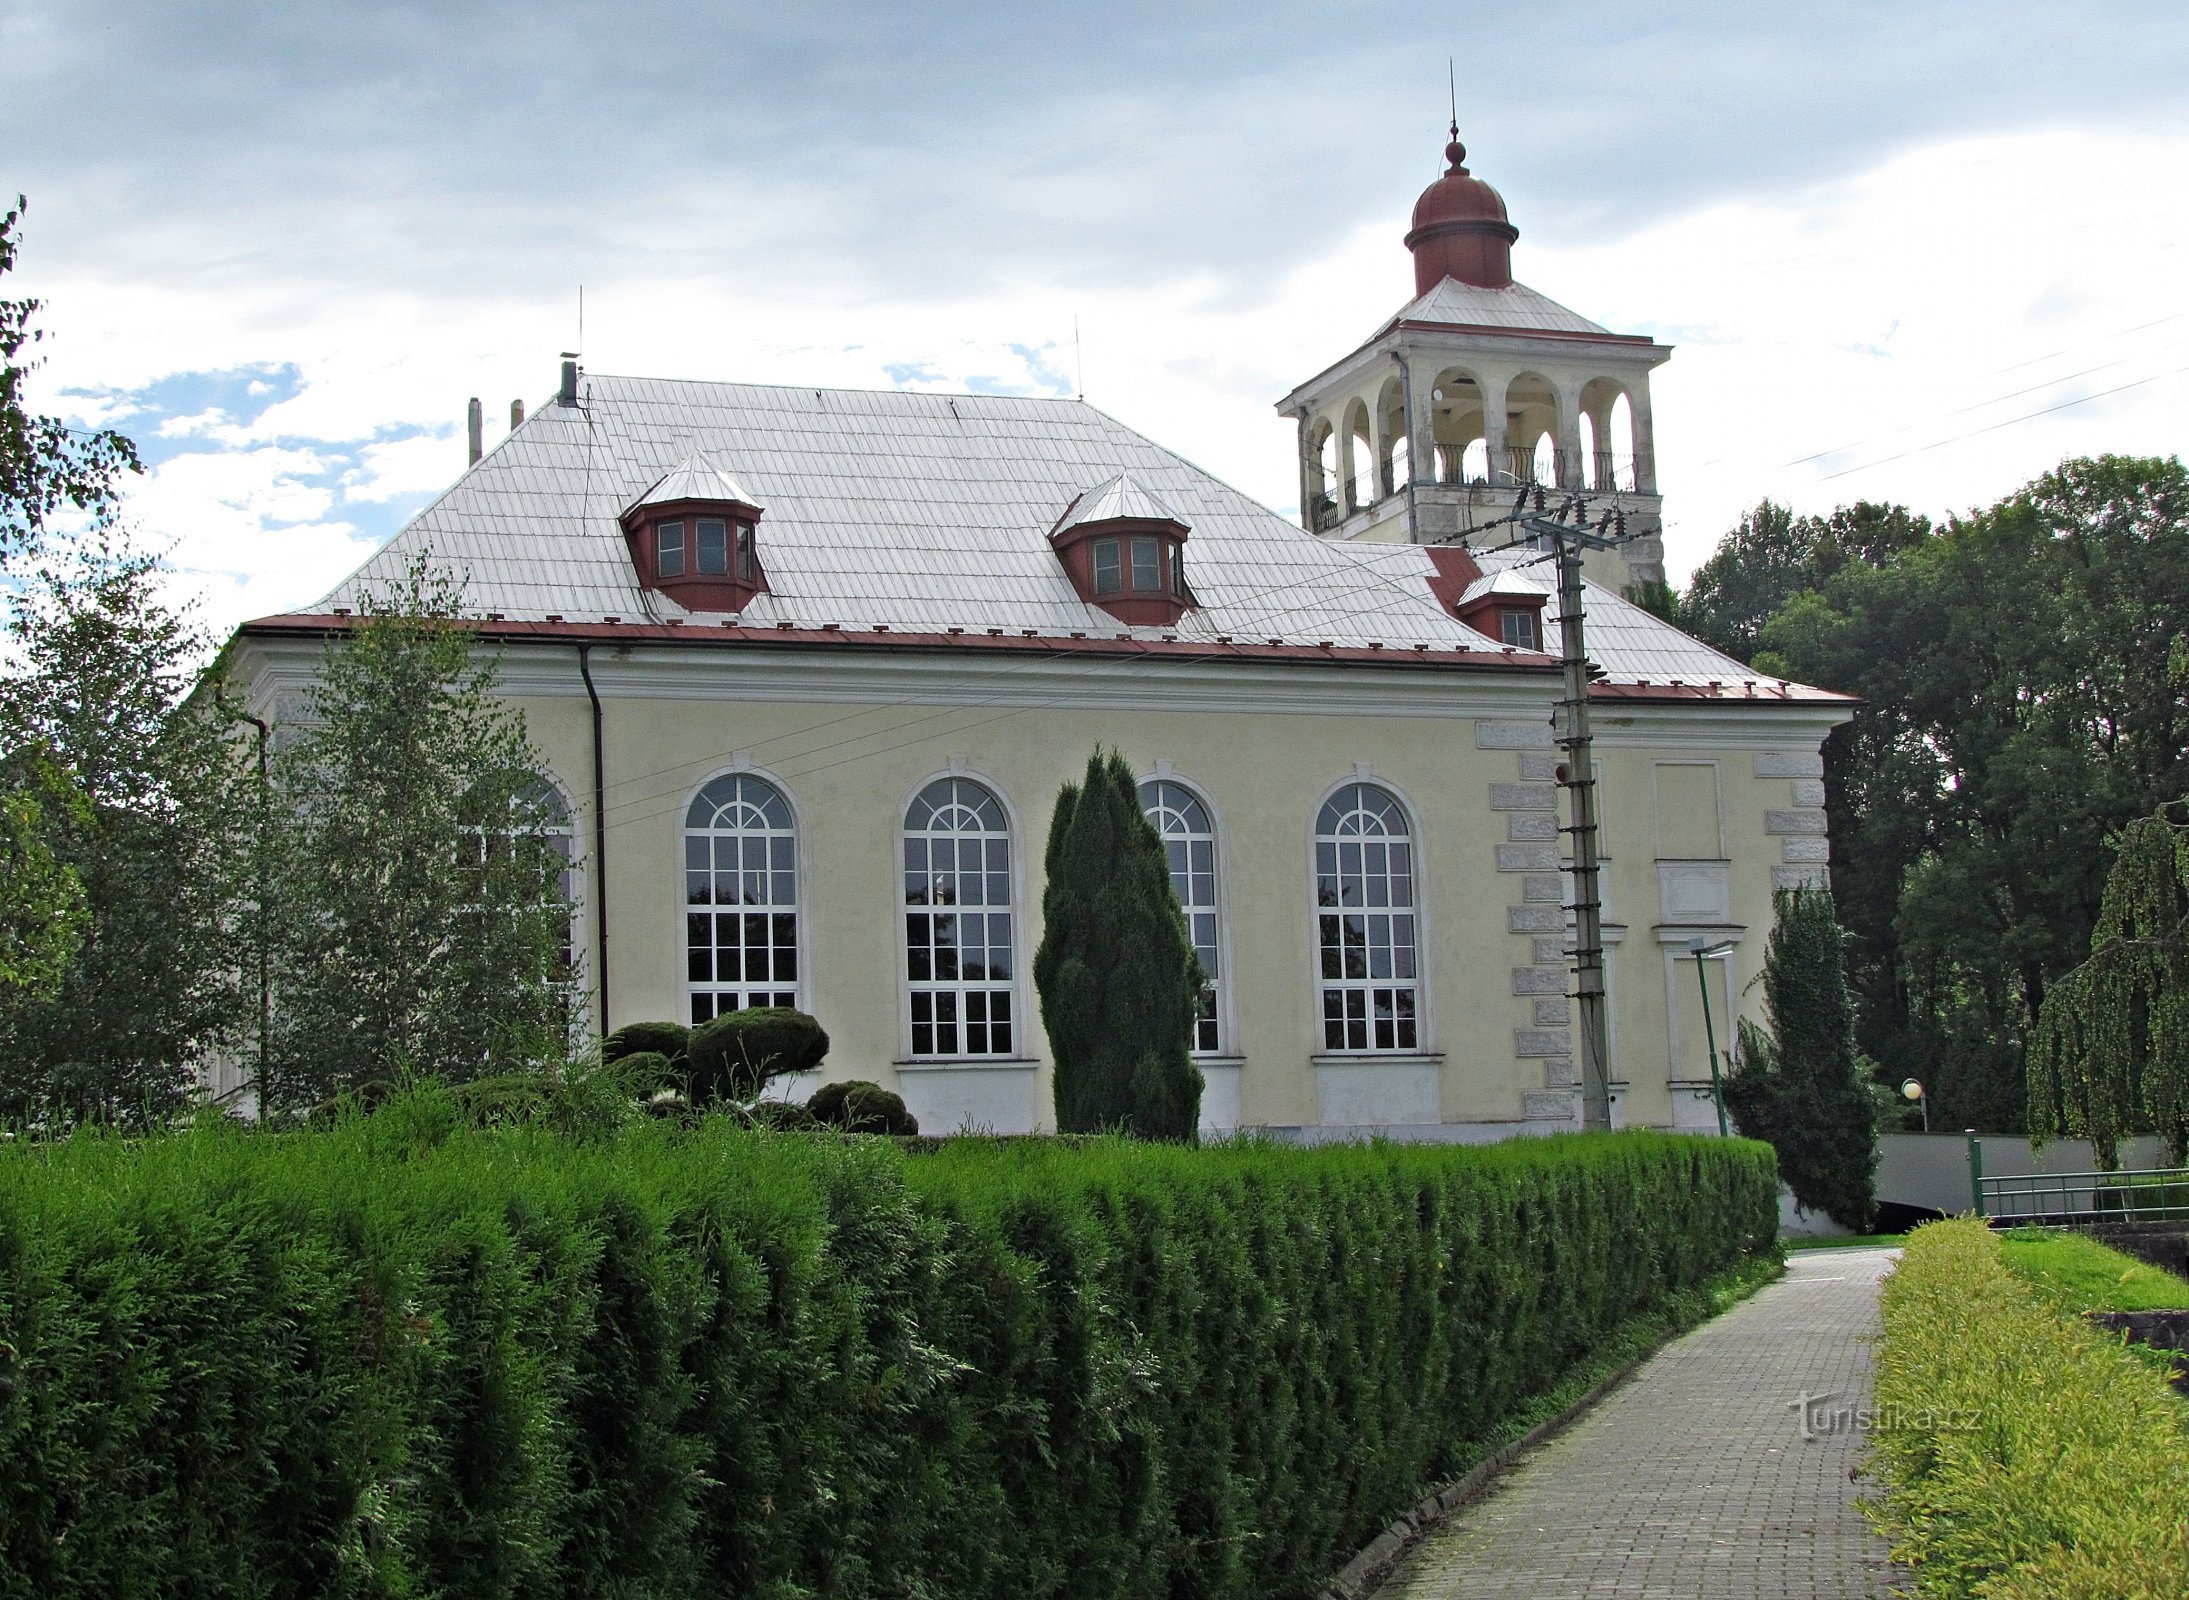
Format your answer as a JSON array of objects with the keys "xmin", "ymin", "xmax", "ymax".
[
  {"xmin": 1034, "ymin": 748, "xmax": 1203, "ymax": 1138},
  {"xmin": 1723, "ymin": 887, "xmax": 1878, "ymax": 1229}
]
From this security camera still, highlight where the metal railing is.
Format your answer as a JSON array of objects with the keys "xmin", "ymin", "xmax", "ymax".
[
  {"xmin": 1312, "ymin": 452, "xmax": 1650, "ymax": 528},
  {"xmin": 1977, "ymin": 1166, "xmax": 2189, "ymax": 1225}
]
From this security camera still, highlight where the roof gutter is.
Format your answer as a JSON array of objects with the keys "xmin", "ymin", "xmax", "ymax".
[{"xmin": 577, "ymin": 642, "xmax": 610, "ymax": 1038}]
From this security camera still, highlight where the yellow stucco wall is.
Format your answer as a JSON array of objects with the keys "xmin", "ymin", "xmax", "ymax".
[
  {"xmin": 515, "ymin": 683, "xmax": 1562, "ymax": 1133},
  {"xmin": 238, "ymin": 633, "xmax": 1841, "ymax": 1137}
]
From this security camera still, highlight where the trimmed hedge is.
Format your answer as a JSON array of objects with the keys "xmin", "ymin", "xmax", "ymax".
[
  {"xmin": 0, "ymin": 1101, "xmax": 1775, "ymax": 1599},
  {"xmin": 1869, "ymin": 1218, "xmax": 2189, "ymax": 1598}
]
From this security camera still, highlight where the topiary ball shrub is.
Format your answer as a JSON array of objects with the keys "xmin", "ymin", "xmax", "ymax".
[
  {"xmin": 685, "ymin": 1007, "xmax": 830, "ymax": 1106},
  {"xmin": 808, "ymin": 1079, "xmax": 919, "ymax": 1137},
  {"xmin": 603, "ymin": 1020, "xmax": 690, "ymax": 1066},
  {"xmin": 614, "ymin": 1050, "xmax": 678, "ymax": 1093},
  {"xmin": 744, "ymin": 1098, "xmax": 821, "ymax": 1132}
]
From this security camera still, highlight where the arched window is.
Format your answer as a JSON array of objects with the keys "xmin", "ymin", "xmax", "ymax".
[
  {"xmin": 685, "ymin": 773, "xmax": 798, "ymax": 1023},
  {"xmin": 1138, "ymin": 779, "xmax": 1221, "ymax": 1053},
  {"xmin": 460, "ymin": 776, "xmax": 580, "ymax": 982},
  {"xmin": 1314, "ymin": 784, "xmax": 1419, "ymax": 1052},
  {"xmin": 903, "ymin": 777, "xmax": 1015, "ymax": 1057},
  {"xmin": 534, "ymin": 780, "xmax": 580, "ymax": 980}
]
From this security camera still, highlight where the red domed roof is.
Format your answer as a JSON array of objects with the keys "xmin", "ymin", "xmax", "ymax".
[
  {"xmin": 1404, "ymin": 134, "xmax": 1518, "ymax": 295},
  {"xmin": 1411, "ymin": 139, "xmax": 1511, "ymax": 229}
]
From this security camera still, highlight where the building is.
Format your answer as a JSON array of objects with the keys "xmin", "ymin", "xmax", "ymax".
[{"xmin": 226, "ymin": 132, "xmax": 1851, "ymax": 1139}]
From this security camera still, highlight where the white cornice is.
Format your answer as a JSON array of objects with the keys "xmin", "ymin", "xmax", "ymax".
[
  {"xmin": 1590, "ymin": 701, "xmax": 1852, "ymax": 749},
  {"xmin": 227, "ymin": 634, "xmax": 1851, "ymax": 737},
  {"xmin": 230, "ymin": 633, "xmax": 1565, "ymax": 723}
]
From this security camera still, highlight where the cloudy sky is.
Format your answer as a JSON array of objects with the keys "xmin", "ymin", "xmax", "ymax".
[{"xmin": 6, "ymin": 0, "xmax": 2186, "ymax": 637}]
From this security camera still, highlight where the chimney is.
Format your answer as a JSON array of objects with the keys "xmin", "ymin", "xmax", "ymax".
[
  {"xmin": 466, "ymin": 397, "xmax": 483, "ymax": 465},
  {"xmin": 509, "ymin": 398, "xmax": 525, "ymax": 429},
  {"xmin": 559, "ymin": 355, "xmax": 579, "ymax": 407}
]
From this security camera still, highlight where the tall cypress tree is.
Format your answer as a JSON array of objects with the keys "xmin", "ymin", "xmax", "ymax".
[
  {"xmin": 1034, "ymin": 748, "xmax": 1203, "ymax": 1138},
  {"xmin": 1723, "ymin": 887, "xmax": 1878, "ymax": 1229}
]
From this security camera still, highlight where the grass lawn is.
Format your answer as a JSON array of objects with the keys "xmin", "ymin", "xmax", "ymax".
[
  {"xmin": 1999, "ymin": 1226, "xmax": 2189, "ymax": 1312},
  {"xmin": 1785, "ymin": 1232, "xmax": 1907, "ymax": 1251}
]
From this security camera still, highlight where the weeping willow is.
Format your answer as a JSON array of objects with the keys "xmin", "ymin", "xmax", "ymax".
[{"xmin": 2029, "ymin": 805, "xmax": 2189, "ymax": 1168}]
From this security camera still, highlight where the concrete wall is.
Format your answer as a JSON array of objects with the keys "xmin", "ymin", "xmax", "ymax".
[{"xmin": 1875, "ymin": 1133, "xmax": 2173, "ymax": 1216}]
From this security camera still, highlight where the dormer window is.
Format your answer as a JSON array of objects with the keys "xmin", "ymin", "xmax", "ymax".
[
  {"xmin": 619, "ymin": 454, "xmax": 767, "ymax": 613},
  {"xmin": 1049, "ymin": 471, "xmax": 1194, "ymax": 627},
  {"xmin": 695, "ymin": 517, "xmax": 728, "ymax": 575},
  {"xmin": 1500, "ymin": 608, "xmax": 1538, "ymax": 650},
  {"xmin": 1131, "ymin": 536, "xmax": 1162, "ymax": 592}
]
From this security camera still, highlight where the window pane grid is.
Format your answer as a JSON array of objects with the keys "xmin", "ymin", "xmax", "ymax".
[
  {"xmin": 685, "ymin": 774, "xmax": 798, "ymax": 1022},
  {"xmin": 1139, "ymin": 779, "xmax": 1222, "ymax": 1053},
  {"xmin": 1314, "ymin": 784, "xmax": 1419, "ymax": 1052},
  {"xmin": 904, "ymin": 778, "xmax": 1015, "ymax": 1058}
]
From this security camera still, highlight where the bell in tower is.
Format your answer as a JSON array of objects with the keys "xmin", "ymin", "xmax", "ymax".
[{"xmin": 1276, "ymin": 127, "xmax": 1671, "ymax": 594}]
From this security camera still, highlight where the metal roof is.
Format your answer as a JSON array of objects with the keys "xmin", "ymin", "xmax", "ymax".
[
  {"xmin": 1050, "ymin": 470, "xmax": 1187, "ymax": 536},
  {"xmin": 628, "ymin": 451, "xmax": 759, "ymax": 512},
  {"xmin": 1466, "ymin": 546, "xmax": 1841, "ymax": 697},
  {"xmin": 314, "ymin": 376, "xmax": 1502, "ymax": 652},
  {"xmin": 290, "ymin": 373, "xmax": 1843, "ymax": 701},
  {"xmin": 1381, "ymin": 277, "xmax": 1614, "ymax": 338}
]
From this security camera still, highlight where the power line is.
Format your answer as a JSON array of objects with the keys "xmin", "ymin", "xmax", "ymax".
[{"xmin": 1815, "ymin": 364, "xmax": 2189, "ymax": 483}]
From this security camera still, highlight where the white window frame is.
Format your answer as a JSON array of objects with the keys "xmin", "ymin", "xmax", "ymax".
[
  {"xmin": 682, "ymin": 770, "xmax": 802, "ymax": 1024},
  {"xmin": 1137, "ymin": 774, "xmax": 1227, "ymax": 1055},
  {"xmin": 1311, "ymin": 780, "xmax": 1424, "ymax": 1054},
  {"xmin": 901, "ymin": 774, "xmax": 1021, "ymax": 1060}
]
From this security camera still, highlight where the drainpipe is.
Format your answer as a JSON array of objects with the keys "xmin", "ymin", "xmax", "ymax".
[
  {"xmin": 1393, "ymin": 350, "xmax": 1422, "ymax": 545},
  {"xmin": 577, "ymin": 642, "xmax": 610, "ymax": 1038},
  {"xmin": 239, "ymin": 709, "xmax": 272, "ymax": 1120}
]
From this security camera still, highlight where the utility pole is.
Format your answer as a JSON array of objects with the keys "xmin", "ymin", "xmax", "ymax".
[{"xmin": 1474, "ymin": 488, "xmax": 1633, "ymax": 1133}]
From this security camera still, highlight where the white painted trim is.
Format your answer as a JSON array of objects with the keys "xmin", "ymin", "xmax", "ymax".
[
  {"xmin": 229, "ymin": 634, "xmax": 1563, "ymax": 724},
  {"xmin": 895, "ymin": 767, "xmax": 1032, "ymax": 1067},
  {"xmin": 1591, "ymin": 704, "xmax": 1851, "ymax": 748},
  {"xmin": 1136, "ymin": 764, "xmax": 1239, "ymax": 1059},
  {"xmin": 675, "ymin": 762, "xmax": 812, "ymax": 1026},
  {"xmin": 1303, "ymin": 769, "xmax": 1435, "ymax": 1062}
]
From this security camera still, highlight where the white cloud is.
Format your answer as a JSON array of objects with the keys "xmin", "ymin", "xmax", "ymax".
[{"xmin": 22, "ymin": 125, "xmax": 2189, "ymax": 640}]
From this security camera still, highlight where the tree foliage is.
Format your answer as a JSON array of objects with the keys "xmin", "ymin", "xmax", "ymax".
[
  {"xmin": 0, "ymin": 198, "xmax": 138, "ymax": 569},
  {"xmin": 1675, "ymin": 459, "xmax": 2189, "ymax": 1132},
  {"xmin": 2029, "ymin": 807, "xmax": 2189, "ymax": 1167},
  {"xmin": 0, "ymin": 537, "xmax": 256, "ymax": 1124},
  {"xmin": 261, "ymin": 558, "xmax": 578, "ymax": 1110},
  {"xmin": 0, "ymin": 757, "xmax": 86, "ymax": 1006},
  {"xmin": 1034, "ymin": 748, "xmax": 1203, "ymax": 1139},
  {"xmin": 1722, "ymin": 887, "xmax": 1878, "ymax": 1230}
]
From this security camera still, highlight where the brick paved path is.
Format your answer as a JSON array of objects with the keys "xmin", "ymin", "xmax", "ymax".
[{"xmin": 1376, "ymin": 1248, "xmax": 1909, "ymax": 1599}]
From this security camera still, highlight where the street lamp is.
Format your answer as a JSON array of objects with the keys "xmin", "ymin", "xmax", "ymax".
[
  {"xmin": 1687, "ymin": 938, "xmax": 1737, "ymax": 1137},
  {"xmin": 1901, "ymin": 1077, "xmax": 1929, "ymax": 1133}
]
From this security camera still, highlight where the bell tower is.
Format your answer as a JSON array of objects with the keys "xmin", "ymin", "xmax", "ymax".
[{"xmin": 1276, "ymin": 128, "xmax": 1672, "ymax": 594}]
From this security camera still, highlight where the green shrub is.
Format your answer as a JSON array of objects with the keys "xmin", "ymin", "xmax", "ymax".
[
  {"xmin": 602, "ymin": 1019, "xmax": 689, "ymax": 1066},
  {"xmin": 1868, "ymin": 1217, "xmax": 2189, "ymax": 1596},
  {"xmin": 684, "ymin": 1007, "xmax": 828, "ymax": 1105},
  {"xmin": 808, "ymin": 1079, "xmax": 920, "ymax": 1136},
  {"xmin": 613, "ymin": 1049, "xmax": 678, "ymax": 1093},
  {"xmin": 743, "ymin": 1097, "xmax": 820, "ymax": 1131},
  {"xmin": 0, "ymin": 1106, "xmax": 1775, "ymax": 1599}
]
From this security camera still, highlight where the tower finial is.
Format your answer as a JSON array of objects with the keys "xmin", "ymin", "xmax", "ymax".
[{"xmin": 1445, "ymin": 59, "xmax": 1466, "ymax": 170}]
